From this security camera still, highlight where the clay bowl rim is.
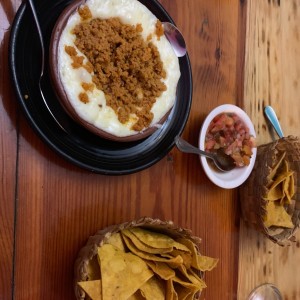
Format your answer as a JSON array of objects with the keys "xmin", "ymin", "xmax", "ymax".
[{"xmin": 49, "ymin": 0, "xmax": 175, "ymax": 142}]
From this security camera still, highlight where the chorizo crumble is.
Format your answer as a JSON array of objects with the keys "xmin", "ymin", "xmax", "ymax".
[
  {"xmin": 79, "ymin": 92, "xmax": 89, "ymax": 103},
  {"xmin": 155, "ymin": 20, "xmax": 164, "ymax": 40},
  {"xmin": 78, "ymin": 5, "xmax": 92, "ymax": 20},
  {"xmin": 81, "ymin": 82, "xmax": 94, "ymax": 92},
  {"xmin": 64, "ymin": 6, "xmax": 167, "ymax": 132}
]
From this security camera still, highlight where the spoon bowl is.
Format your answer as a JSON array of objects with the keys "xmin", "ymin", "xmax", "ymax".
[
  {"xmin": 162, "ymin": 22, "xmax": 186, "ymax": 57},
  {"xmin": 175, "ymin": 136, "xmax": 236, "ymax": 172}
]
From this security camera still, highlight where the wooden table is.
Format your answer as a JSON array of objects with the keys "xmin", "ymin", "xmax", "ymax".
[{"xmin": 1, "ymin": 0, "xmax": 299, "ymax": 299}]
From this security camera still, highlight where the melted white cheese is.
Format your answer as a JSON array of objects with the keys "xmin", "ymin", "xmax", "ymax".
[{"xmin": 58, "ymin": 0, "xmax": 180, "ymax": 137}]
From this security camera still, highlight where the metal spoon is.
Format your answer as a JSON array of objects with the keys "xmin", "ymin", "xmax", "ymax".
[
  {"xmin": 27, "ymin": 0, "xmax": 67, "ymax": 132},
  {"xmin": 175, "ymin": 136, "xmax": 236, "ymax": 172},
  {"xmin": 248, "ymin": 283, "xmax": 283, "ymax": 300},
  {"xmin": 264, "ymin": 106, "xmax": 284, "ymax": 138},
  {"xmin": 162, "ymin": 22, "xmax": 186, "ymax": 57}
]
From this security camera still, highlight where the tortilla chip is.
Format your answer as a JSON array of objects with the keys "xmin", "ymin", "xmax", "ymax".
[
  {"xmin": 129, "ymin": 228, "xmax": 190, "ymax": 252},
  {"xmin": 175, "ymin": 238, "xmax": 201, "ymax": 270},
  {"xmin": 188, "ymin": 268, "xmax": 207, "ymax": 290},
  {"xmin": 172, "ymin": 275, "xmax": 200, "ymax": 292},
  {"xmin": 194, "ymin": 255, "xmax": 219, "ymax": 272},
  {"xmin": 264, "ymin": 201, "xmax": 294, "ymax": 228},
  {"xmin": 77, "ymin": 228, "xmax": 218, "ymax": 300},
  {"xmin": 177, "ymin": 264, "xmax": 206, "ymax": 290},
  {"xmin": 98, "ymin": 244, "xmax": 153, "ymax": 300},
  {"xmin": 145, "ymin": 260, "xmax": 175, "ymax": 280},
  {"xmin": 166, "ymin": 279, "xmax": 178, "ymax": 300},
  {"xmin": 266, "ymin": 152, "xmax": 286, "ymax": 185},
  {"xmin": 122, "ymin": 229, "xmax": 173, "ymax": 254},
  {"xmin": 265, "ymin": 184, "xmax": 285, "ymax": 201},
  {"xmin": 281, "ymin": 175, "xmax": 290, "ymax": 205},
  {"xmin": 265, "ymin": 171, "xmax": 294, "ymax": 200},
  {"xmin": 127, "ymin": 290, "xmax": 146, "ymax": 300},
  {"xmin": 122, "ymin": 235, "xmax": 183, "ymax": 267},
  {"xmin": 282, "ymin": 172, "xmax": 295, "ymax": 205},
  {"xmin": 139, "ymin": 276, "xmax": 165, "ymax": 300},
  {"xmin": 173, "ymin": 282, "xmax": 195, "ymax": 300},
  {"xmin": 78, "ymin": 280, "xmax": 101, "ymax": 300},
  {"xmin": 263, "ymin": 155, "xmax": 296, "ymax": 228},
  {"xmin": 272, "ymin": 170, "xmax": 294, "ymax": 188},
  {"xmin": 105, "ymin": 232, "xmax": 126, "ymax": 251},
  {"xmin": 175, "ymin": 243, "xmax": 219, "ymax": 272},
  {"xmin": 289, "ymin": 172, "xmax": 295, "ymax": 198},
  {"xmin": 170, "ymin": 249, "xmax": 193, "ymax": 269}
]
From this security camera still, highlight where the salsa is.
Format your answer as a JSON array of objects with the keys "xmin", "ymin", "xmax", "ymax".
[{"xmin": 205, "ymin": 112, "xmax": 255, "ymax": 167}]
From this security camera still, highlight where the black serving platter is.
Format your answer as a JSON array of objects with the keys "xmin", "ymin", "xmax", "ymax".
[{"xmin": 9, "ymin": 0, "xmax": 193, "ymax": 175}]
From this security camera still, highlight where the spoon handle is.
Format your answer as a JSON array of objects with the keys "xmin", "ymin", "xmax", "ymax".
[
  {"xmin": 264, "ymin": 106, "xmax": 284, "ymax": 138},
  {"xmin": 27, "ymin": 0, "xmax": 45, "ymax": 77},
  {"xmin": 175, "ymin": 136, "xmax": 214, "ymax": 159}
]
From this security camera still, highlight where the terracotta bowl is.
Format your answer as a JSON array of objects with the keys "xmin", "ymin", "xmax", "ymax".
[{"xmin": 49, "ymin": 0, "xmax": 173, "ymax": 142}]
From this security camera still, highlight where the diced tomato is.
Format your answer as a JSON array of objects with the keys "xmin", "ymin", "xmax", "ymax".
[
  {"xmin": 225, "ymin": 116, "xmax": 234, "ymax": 126},
  {"xmin": 242, "ymin": 155, "xmax": 250, "ymax": 166},
  {"xmin": 205, "ymin": 139, "xmax": 216, "ymax": 150},
  {"xmin": 218, "ymin": 136, "xmax": 226, "ymax": 147},
  {"xmin": 231, "ymin": 152, "xmax": 245, "ymax": 167},
  {"xmin": 205, "ymin": 112, "xmax": 255, "ymax": 167},
  {"xmin": 242, "ymin": 145, "xmax": 252, "ymax": 156}
]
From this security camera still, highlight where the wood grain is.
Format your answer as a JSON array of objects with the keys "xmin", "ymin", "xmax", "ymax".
[
  {"xmin": 0, "ymin": 0, "xmax": 20, "ymax": 299},
  {"xmin": 8, "ymin": 0, "xmax": 243, "ymax": 299},
  {"xmin": 239, "ymin": 0, "xmax": 300, "ymax": 299},
  {"xmin": 0, "ymin": 0, "xmax": 260, "ymax": 299}
]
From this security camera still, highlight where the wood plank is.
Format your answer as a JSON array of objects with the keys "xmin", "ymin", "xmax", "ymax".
[
  {"xmin": 164, "ymin": 5, "xmax": 243, "ymax": 298},
  {"xmin": 239, "ymin": 0, "xmax": 300, "ymax": 298},
  {"xmin": 12, "ymin": 1, "xmax": 241, "ymax": 299},
  {"xmin": 13, "ymin": 121, "xmax": 239, "ymax": 300},
  {"xmin": 0, "ymin": 0, "xmax": 20, "ymax": 298}
]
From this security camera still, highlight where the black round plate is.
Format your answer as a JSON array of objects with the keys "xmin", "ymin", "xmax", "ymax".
[{"xmin": 9, "ymin": 0, "xmax": 193, "ymax": 175}]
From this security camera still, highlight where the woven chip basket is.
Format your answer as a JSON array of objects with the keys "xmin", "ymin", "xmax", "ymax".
[
  {"xmin": 240, "ymin": 136, "xmax": 300, "ymax": 246},
  {"xmin": 74, "ymin": 217, "xmax": 203, "ymax": 300}
]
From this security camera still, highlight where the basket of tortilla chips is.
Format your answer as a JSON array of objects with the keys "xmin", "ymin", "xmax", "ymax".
[
  {"xmin": 74, "ymin": 217, "xmax": 218, "ymax": 300},
  {"xmin": 240, "ymin": 136, "xmax": 300, "ymax": 245}
]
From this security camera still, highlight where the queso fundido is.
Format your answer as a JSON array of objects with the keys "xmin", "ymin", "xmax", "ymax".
[{"xmin": 52, "ymin": 0, "xmax": 181, "ymax": 140}]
